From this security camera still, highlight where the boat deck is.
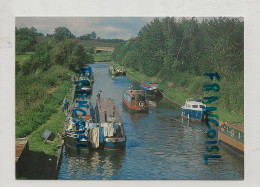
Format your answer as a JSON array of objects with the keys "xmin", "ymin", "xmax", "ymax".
[
  {"xmin": 222, "ymin": 123, "xmax": 244, "ymax": 132},
  {"xmin": 97, "ymin": 98, "xmax": 122, "ymax": 123}
]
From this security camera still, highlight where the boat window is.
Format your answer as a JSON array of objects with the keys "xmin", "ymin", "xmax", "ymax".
[
  {"xmin": 187, "ymin": 104, "xmax": 191, "ymax": 108},
  {"xmin": 200, "ymin": 105, "xmax": 205, "ymax": 108},
  {"xmin": 192, "ymin": 105, "xmax": 198, "ymax": 108}
]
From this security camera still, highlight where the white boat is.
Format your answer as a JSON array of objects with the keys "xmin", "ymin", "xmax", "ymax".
[{"xmin": 181, "ymin": 98, "xmax": 207, "ymax": 120}]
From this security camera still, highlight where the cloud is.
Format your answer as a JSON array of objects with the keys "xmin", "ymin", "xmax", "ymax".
[{"xmin": 15, "ymin": 17, "xmax": 155, "ymax": 40}]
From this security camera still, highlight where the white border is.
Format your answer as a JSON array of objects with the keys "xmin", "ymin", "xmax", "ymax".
[{"xmin": 1, "ymin": 0, "xmax": 260, "ymax": 187}]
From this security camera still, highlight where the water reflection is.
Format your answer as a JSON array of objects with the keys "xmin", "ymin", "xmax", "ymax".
[{"xmin": 59, "ymin": 145, "xmax": 126, "ymax": 179}]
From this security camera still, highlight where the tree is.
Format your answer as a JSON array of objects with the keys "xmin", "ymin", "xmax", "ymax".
[
  {"xmin": 53, "ymin": 27, "xmax": 75, "ymax": 42},
  {"xmin": 91, "ymin": 31, "xmax": 97, "ymax": 40},
  {"xmin": 15, "ymin": 27, "xmax": 42, "ymax": 53}
]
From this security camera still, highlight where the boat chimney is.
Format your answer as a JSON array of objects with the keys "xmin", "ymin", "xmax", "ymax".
[
  {"xmin": 104, "ymin": 110, "xmax": 107, "ymax": 122},
  {"xmin": 113, "ymin": 106, "xmax": 115, "ymax": 117}
]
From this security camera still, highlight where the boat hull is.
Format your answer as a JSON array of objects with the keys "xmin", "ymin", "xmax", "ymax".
[
  {"xmin": 104, "ymin": 137, "xmax": 126, "ymax": 149},
  {"xmin": 64, "ymin": 135, "xmax": 89, "ymax": 149},
  {"xmin": 218, "ymin": 132, "xmax": 244, "ymax": 155},
  {"xmin": 181, "ymin": 108, "xmax": 206, "ymax": 121},
  {"xmin": 218, "ymin": 124, "xmax": 244, "ymax": 155},
  {"xmin": 122, "ymin": 98, "xmax": 149, "ymax": 113}
]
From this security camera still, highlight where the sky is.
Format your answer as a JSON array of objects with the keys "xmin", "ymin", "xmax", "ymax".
[
  {"xmin": 15, "ymin": 17, "xmax": 156, "ymax": 40},
  {"xmin": 15, "ymin": 17, "xmax": 243, "ymax": 40}
]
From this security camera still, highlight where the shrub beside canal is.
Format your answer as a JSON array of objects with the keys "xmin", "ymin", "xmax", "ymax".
[{"xmin": 16, "ymin": 65, "xmax": 73, "ymax": 138}]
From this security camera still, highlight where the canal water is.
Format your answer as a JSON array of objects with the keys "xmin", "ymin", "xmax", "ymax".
[{"xmin": 58, "ymin": 63, "xmax": 244, "ymax": 180}]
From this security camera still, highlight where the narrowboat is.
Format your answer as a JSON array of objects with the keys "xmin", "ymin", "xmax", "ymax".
[
  {"xmin": 96, "ymin": 98, "xmax": 126, "ymax": 149},
  {"xmin": 139, "ymin": 81, "xmax": 162, "ymax": 98},
  {"xmin": 75, "ymin": 66, "xmax": 94, "ymax": 93},
  {"xmin": 181, "ymin": 98, "xmax": 207, "ymax": 121},
  {"xmin": 140, "ymin": 81, "xmax": 159, "ymax": 93},
  {"xmin": 108, "ymin": 66, "xmax": 126, "ymax": 76},
  {"xmin": 108, "ymin": 65, "xmax": 115, "ymax": 76},
  {"xmin": 115, "ymin": 67, "xmax": 126, "ymax": 76},
  {"xmin": 218, "ymin": 123, "xmax": 244, "ymax": 155},
  {"xmin": 75, "ymin": 76, "xmax": 93, "ymax": 93},
  {"xmin": 122, "ymin": 90, "xmax": 149, "ymax": 113},
  {"xmin": 64, "ymin": 97, "xmax": 93, "ymax": 149}
]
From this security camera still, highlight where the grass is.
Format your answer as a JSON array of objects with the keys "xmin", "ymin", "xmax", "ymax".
[
  {"xmin": 92, "ymin": 52, "xmax": 112, "ymax": 62},
  {"xmin": 122, "ymin": 66, "xmax": 244, "ymax": 124},
  {"xmin": 28, "ymin": 105, "xmax": 65, "ymax": 156},
  {"xmin": 79, "ymin": 40, "xmax": 116, "ymax": 50},
  {"xmin": 16, "ymin": 52, "xmax": 34, "ymax": 65},
  {"xmin": 16, "ymin": 65, "xmax": 75, "ymax": 138}
]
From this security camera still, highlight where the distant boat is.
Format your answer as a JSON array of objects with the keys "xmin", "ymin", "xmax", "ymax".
[
  {"xmin": 181, "ymin": 98, "xmax": 207, "ymax": 121},
  {"xmin": 75, "ymin": 66, "xmax": 94, "ymax": 93},
  {"xmin": 139, "ymin": 81, "xmax": 162, "ymax": 97},
  {"xmin": 122, "ymin": 90, "xmax": 149, "ymax": 113},
  {"xmin": 218, "ymin": 123, "xmax": 244, "ymax": 155},
  {"xmin": 108, "ymin": 65, "xmax": 115, "ymax": 75},
  {"xmin": 108, "ymin": 65, "xmax": 126, "ymax": 76}
]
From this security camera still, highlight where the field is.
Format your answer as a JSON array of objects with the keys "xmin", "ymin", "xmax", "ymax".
[{"xmin": 92, "ymin": 52, "xmax": 112, "ymax": 62}]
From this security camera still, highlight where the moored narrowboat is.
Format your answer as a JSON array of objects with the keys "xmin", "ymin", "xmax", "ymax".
[
  {"xmin": 218, "ymin": 123, "xmax": 244, "ymax": 155},
  {"xmin": 108, "ymin": 66, "xmax": 126, "ymax": 76},
  {"xmin": 139, "ymin": 81, "xmax": 163, "ymax": 98},
  {"xmin": 64, "ymin": 97, "xmax": 93, "ymax": 149},
  {"xmin": 115, "ymin": 67, "xmax": 126, "ymax": 76},
  {"xmin": 96, "ymin": 98, "xmax": 126, "ymax": 149},
  {"xmin": 122, "ymin": 90, "xmax": 149, "ymax": 113},
  {"xmin": 108, "ymin": 65, "xmax": 115, "ymax": 75},
  {"xmin": 140, "ymin": 80, "xmax": 159, "ymax": 91},
  {"xmin": 181, "ymin": 98, "xmax": 207, "ymax": 121}
]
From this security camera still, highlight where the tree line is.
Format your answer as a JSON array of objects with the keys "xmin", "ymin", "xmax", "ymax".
[
  {"xmin": 112, "ymin": 17, "xmax": 244, "ymax": 114},
  {"xmin": 16, "ymin": 27, "xmax": 94, "ymax": 75}
]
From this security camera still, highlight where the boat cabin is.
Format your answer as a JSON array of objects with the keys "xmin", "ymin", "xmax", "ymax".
[
  {"xmin": 181, "ymin": 98, "xmax": 206, "ymax": 120},
  {"xmin": 183, "ymin": 98, "xmax": 206, "ymax": 111}
]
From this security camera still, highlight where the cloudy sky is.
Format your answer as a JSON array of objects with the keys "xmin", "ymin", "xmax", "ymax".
[{"xmin": 15, "ymin": 17, "xmax": 156, "ymax": 40}]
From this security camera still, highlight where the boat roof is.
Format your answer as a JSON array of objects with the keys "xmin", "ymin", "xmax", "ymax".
[
  {"xmin": 186, "ymin": 100, "xmax": 205, "ymax": 105},
  {"xmin": 222, "ymin": 123, "xmax": 244, "ymax": 132},
  {"xmin": 185, "ymin": 98, "xmax": 205, "ymax": 104},
  {"xmin": 142, "ymin": 80, "xmax": 152, "ymax": 84},
  {"xmin": 141, "ymin": 80, "xmax": 158, "ymax": 84},
  {"xmin": 97, "ymin": 98, "xmax": 122, "ymax": 123},
  {"xmin": 125, "ymin": 89, "xmax": 145, "ymax": 97}
]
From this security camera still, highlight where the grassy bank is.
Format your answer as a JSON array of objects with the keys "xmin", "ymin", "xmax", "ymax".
[
  {"xmin": 16, "ymin": 64, "xmax": 75, "ymax": 138},
  {"xmin": 28, "ymin": 105, "xmax": 65, "ymax": 155},
  {"xmin": 122, "ymin": 66, "xmax": 243, "ymax": 124},
  {"xmin": 92, "ymin": 52, "xmax": 112, "ymax": 62}
]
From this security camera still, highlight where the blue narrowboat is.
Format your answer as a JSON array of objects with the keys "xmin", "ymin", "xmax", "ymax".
[
  {"xmin": 139, "ymin": 81, "xmax": 159, "ymax": 95},
  {"xmin": 181, "ymin": 98, "xmax": 207, "ymax": 121}
]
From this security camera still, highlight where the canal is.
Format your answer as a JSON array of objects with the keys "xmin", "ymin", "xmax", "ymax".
[{"xmin": 58, "ymin": 63, "xmax": 244, "ymax": 180}]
